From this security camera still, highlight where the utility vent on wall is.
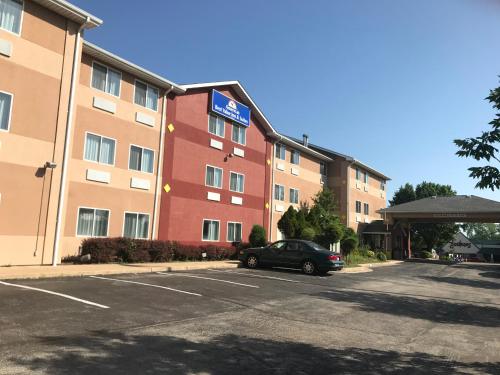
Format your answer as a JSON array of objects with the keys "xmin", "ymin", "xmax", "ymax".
[
  {"xmin": 135, "ymin": 112, "xmax": 155, "ymax": 127},
  {"xmin": 275, "ymin": 204, "xmax": 284, "ymax": 212},
  {"xmin": 130, "ymin": 177, "xmax": 150, "ymax": 190},
  {"xmin": 0, "ymin": 38, "xmax": 12, "ymax": 57},
  {"xmin": 93, "ymin": 97, "xmax": 116, "ymax": 114},
  {"xmin": 210, "ymin": 139, "xmax": 223, "ymax": 150},
  {"xmin": 231, "ymin": 196, "xmax": 243, "ymax": 205},
  {"xmin": 291, "ymin": 167, "xmax": 299, "ymax": 176},
  {"xmin": 86, "ymin": 169, "xmax": 110, "ymax": 184},
  {"xmin": 207, "ymin": 191, "xmax": 221, "ymax": 201},
  {"xmin": 276, "ymin": 163, "xmax": 285, "ymax": 171},
  {"xmin": 233, "ymin": 147, "xmax": 245, "ymax": 157}
]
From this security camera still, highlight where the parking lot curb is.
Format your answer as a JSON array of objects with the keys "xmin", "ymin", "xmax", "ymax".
[
  {"xmin": 0, "ymin": 261, "xmax": 240, "ymax": 280},
  {"xmin": 339, "ymin": 260, "xmax": 403, "ymax": 273}
]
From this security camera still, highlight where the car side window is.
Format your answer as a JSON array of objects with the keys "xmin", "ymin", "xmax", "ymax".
[
  {"xmin": 270, "ymin": 241, "xmax": 287, "ymax": 250},
  {"xmin": 287, "ymin": 242, "xmax": 300, "ymax": 251}
]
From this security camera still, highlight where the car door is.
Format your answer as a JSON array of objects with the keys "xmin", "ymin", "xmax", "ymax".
[
  {"xmin": 280, "ymin": 241, "xmax": 304, "ymax": 268},
  {"xmin": 260, "ymin": 241, "xmax": 288, "ymax": 266}
]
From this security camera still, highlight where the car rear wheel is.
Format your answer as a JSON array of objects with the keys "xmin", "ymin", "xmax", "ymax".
[
  {"xmin": 302, "ymin": 260, "xmax": 316, "ymax": 275},
  {"xmin": 246, "ymin": 255, "xmax": 258, "ymax": 269}
]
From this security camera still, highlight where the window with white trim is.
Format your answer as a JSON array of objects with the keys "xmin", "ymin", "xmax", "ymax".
[
  {"xmin": 232, "ymin": 123, "xmax": 246, "ymax": 145},
  {"xmin": 202, "ymin": 219, "xmax": 219, "ymax": 241},
  {"xmin": 84, "ymin": 133, "xmax": 115, "ymax": 165},
  {"xmin": 355, "ymin": 201, "xmax": 362, "ymax": 214},
  {"xmin": 363, "ymin": 203, "xmax": 369, "ymax": 215},
  {"xmin": 364, "ymin": 172, "xmax": 369, "ymax": 184},
  {"xmin": 91, "ymin": 62, "xmax": 121, "ymax": 97},
  {"xmin": 123, "ymin": 212, "xmax": 149, "ymax": 239},
  {"xmin": 227, "ymin": 222, "xmax": 242, "ymax": 242},
  {"xmin": 134, "ymin": 81, "xmax": 159, "ymax": 111},
  {"xmin": 356, "ymin": 168, "xmax": 361, "ymax": 180},
  {"xmin": 229, "ymin": 172, "xmax": 244, "ymax": 193},
  {"xmin": 380, "ymin": 180, "xmax": 386, "ymax": 191},
  {"xmin": 0, "ymin": 91, "xmax": 12, "ymax": 131},
  {"xmin": 275, "ymin": 143, "xmax": 286, "ymax": 160},
  {"xmin": 290, "ymin": 150, "xmax": 300, "ymax": 165},
  {"xmin": 129, "ymin": 145, "xmax": 154, "ymax": 173},
  {"xmin": 290, "ymin": 188, "xmax": 299, "ymax": 204},
  {"xmin": 208, "ymin": 114, "xmax": 225, "ymax": 137},
  {"xmin": 274, "ymin": 184, "xmax": 284, "ymax": 201},
  {"xmin": 77, "ymin": 208, "xmax": 109, "ymax": 237},
  {"xmin": 0, "ymin": 0, "xmax": 22, "ymax": 35},
  {"xmin": 206, "ymin": 165, "xmax": 223, "ymax": 188},
  {"xmin": 320, "ymin": 162, "xmax": 327, "ymax": 176}
]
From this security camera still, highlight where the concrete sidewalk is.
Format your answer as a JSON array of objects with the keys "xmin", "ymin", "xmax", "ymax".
[{"xmin": 0, "ymin": 260, "xmax": 241, "ymax": 280}]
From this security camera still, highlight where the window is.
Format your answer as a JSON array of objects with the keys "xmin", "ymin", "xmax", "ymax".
[
  {"xmin": 91, "ymin": 62, "xmax": 121, "ymax": 97},
  {"xmin": 290, "ymin": 150, "xmax": 300, "ymax": 165},
  {"xmin": 364, "ymin": 203, "xmax": 369, "ymax": 215},
  {"xmin": 232, "ymin": 123, "xmax": 246, "ymax": 145},
  {"xmin": 275, "ymin": 143, "xmax": 286, "ymax": 160},
  {"xmin": 229, "ymin": 172, "xmax": 244, "ymax": 193},
  {"xmin": 84, "ymin": 133, "xmax": 115, "ymax": 165},
  {"xmin": 123, "ymin": 212, "xmax": 149, "ymax": 239},
  {"xmin": 0, "ymin": 0, "xmax": 22, "ymax": 35},
  {"xmin": 355, "ymin": 201, "xmax": 362, "ymax": 214},
  {"xmin": 202, "ymin": 219, "xmax": 219, "ymax": 241},
  {"xmin": 134, "ymin": 80, "xmax": 159, "ymax": 111},
  {"xmin": 77, "ymin": 207, "xmax": 109, "ymax": 237},
  {"xmin": 129, "ymin": 145, "xmax": 154, "ymax": 173},
  {"xmin": 227, "ymin": 222, "xmax": 242, "ymax": 242},
  {"xmin": 320, "ymin": 162, "xmax": 327, "ymax": 176},
  {"xmin": 270, "ymin": 241, "xmax": 287, "ymax": 249},
  {"xmin": 290, "ymin": 188, "xmax": 299, "ymax": 204},
  {"xmin": 206, "ymin": 165, "xmax": 223, "ymax": 188},
  {"xmin": 0, "ymin": 91, "xmax": 12, "ymax": 131},
  {"xmin": 364, "ymin": 172, "xmax": 369, "ymax": 184},
  {"xmin": 274, "ymin": 184, "xmax": 284, "ymax": 201},
  {"xmin": 356, "ymin": 168, "xmax": 361, "ymax": 180},
  {"xmin": 380, "ymin": 181, "xmax": 386, "ymax": 191},
  {"xmin": 208, "ymin": 114, "xmax": 225, "ymax": 137}
]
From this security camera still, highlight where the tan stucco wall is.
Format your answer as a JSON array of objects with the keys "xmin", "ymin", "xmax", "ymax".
[
  {"xmin": 0, "ymin": 1, "xmax": 78, "ymax": 265},
  {"xmin": 270, "ymin": 144, "xmax": 324, "ymax": 241}
]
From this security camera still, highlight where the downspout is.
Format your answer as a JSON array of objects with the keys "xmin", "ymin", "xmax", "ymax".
[
  {"xmin": 269, "ymin": 134, "xmax": 283, "ymax": 242},
  {"xmin": 346, "ymin": 160, "xmax": 355, "ymax": 228},
  {"xmin": 151, "ymin": 87, "xmax": 173, "ymax": 240},
  {"xmin": 52, "ymin": 18, "xmax": 89, "ymax": 266}
]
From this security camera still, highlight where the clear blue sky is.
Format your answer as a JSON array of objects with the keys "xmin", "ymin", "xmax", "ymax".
[{"xmin": 72, "ymin": 0, "xmax": 500, "ymax": 201}]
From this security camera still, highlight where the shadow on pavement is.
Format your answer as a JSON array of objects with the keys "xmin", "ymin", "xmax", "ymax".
[
  {"xmin": 317, "ymin": 289, "xmax": 500, "ymax": 327},
  {"xmin": 11, "ymin": 331, "xmax": 499, "ymax": 375},
  {"xmin": 419, "ymin": 276, "xmax": 500, "ymax": 290}
]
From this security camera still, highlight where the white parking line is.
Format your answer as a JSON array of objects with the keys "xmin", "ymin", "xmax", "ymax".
[
  {"xmin": 0, "ymin": 280, "xmax": 109, "ymax": 309},
  {"xmin": 89, "ymin": 276, "xmax": 202, "ymax": 297},
  {"xmin": 207, "ymin": 269, "xmax": 300, "ymax": 283},
  {"xmin": 157, "ymin": 272, "xmax": 260, "ymax": 288}
]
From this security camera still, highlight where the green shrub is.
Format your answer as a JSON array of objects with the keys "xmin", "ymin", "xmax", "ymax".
[
  {"xmin": 376, "ymin": 252, "xmax": 387, "ymax": 261},
  {"xmin": 249, "ymin": 225, "xmax": 267, "ymax": 247},
  {"xmin": 80, "ymin": 238, "xmax": 118, "ymax": 263},
  {"xmin": 148, "ymin": 240, "xmax": 175, "ymax": 262},
  {"xmin": 422, "ymin": 250, "xmax": 433, "ymax": 259},
  {"xmin": 341, "ymin": 236, "xmax": 358, "ymax": 256},
  {"xmin": 366, "ymin": 250, "xmax": 375, "ymax": 258},
  {"xmin": 301, "ymin": 226, "xmax": 316, "ymax": 241}
]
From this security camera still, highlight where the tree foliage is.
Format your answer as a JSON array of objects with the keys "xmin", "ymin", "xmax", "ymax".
[
  {"xmin": 389, "ymin": 181, "xmax": 460, "ymax": 250},
  {"xmin": 249, "ymin": 225, "xmax": 267, "ymax": 247},
  {"xmin": 461, "ymin": 223, "xmax": 500, "ymax": 241},
  {"xmin": 454, "ymin": 81, "xmax": 500, "ymax": 190}
]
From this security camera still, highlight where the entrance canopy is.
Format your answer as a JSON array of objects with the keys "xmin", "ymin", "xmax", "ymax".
[{"xmin": 379, "ymin": 195, "xmax": 500, "ymax": 225}]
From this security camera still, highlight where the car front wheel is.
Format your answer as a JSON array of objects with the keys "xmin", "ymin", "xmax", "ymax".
[
  {"xmin": 246, "ymin": 255, "xmax": 258, "ymax": 269},
  {"xmin": 302, "ymin": 260, "xmax": 316, "ymax": 275}
]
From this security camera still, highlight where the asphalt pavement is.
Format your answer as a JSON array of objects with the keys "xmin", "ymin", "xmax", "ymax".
[{"xmin": 0, "ymin": 262, "xmax": 499, "ymax": 374}]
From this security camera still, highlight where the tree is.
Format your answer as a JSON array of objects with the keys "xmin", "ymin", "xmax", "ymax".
[
  {"xmin": 249, "ymin": 225, "xmax": 267, "ymax": 247},
  {"xmin": 341, "ymin": 228, "xmax": 358, "ymax": 255},
  {"xmin": 389, "ymin": 182, "xmax": 460, "ymax": 251},
  {"xmin": 454, "ymin": 81, "xmax": 500, "ymax": 190},
  {"xmin": 277, "ymin": 206, "xmax": 299, "ymax": 239},
  {"xmin": 461, "ymin": 223, "xmax": 500, "ymax": 241},
  {"xmin": 389, "ymin": 183, "xmax": 416, "ymax": 206},
  {"xmin": 308, "ymin": 188, "xmax": 345, "ymax": 248}
]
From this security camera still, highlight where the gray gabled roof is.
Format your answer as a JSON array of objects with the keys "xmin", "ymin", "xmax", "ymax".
[{"xmin": 380, "ymin": 195, "xmax": 500, "ymax": 214}]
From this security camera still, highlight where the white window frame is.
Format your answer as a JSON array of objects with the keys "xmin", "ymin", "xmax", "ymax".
[
  {"xmin": 0, "ymin": 0, "xmax": 24, "ymax": 36},
  {"xmin": 380, "ymin": 180, "xmax": 386, "ymax": 191},
  {"xmin": 363, "ymin": 203, "xmax": 369, "ymax": 215},
  {"xmin": 320, "ymin": 162, "xmax": 327, "ymax": 176},
  {"xmin": 227, "ymin": 222, "xmax": 243, "ymax": 243},
  {"xmin": 274, "ymin": 184, "xmax": 285, "ymax": 201},
  {"xmin": 290, "ymin": 150, "xmax": 300, "ymax": 165},
  {"xmin": 0, "ymin": 90, "xmax": 13, "ymax": 133},
  {"xmin": 356, "ymin": 168, "xmax": 361, "ymax": 181},
  {"xmin": 205, "ymin": 164, "xmax": 223, "ymax": 189},
  {"xmin": 355, "ymin": 200, "xmax": 362, "ymax": 214},
  {"xmin": 229, "ymin": 171, "xmax": 245, "ymax": 193},
  {"xmin": 289, "ymin": 188, "xmax": 299, "ymax": 204},
  {"xmin": 208, "ymin": 113, "xmax": 225, "ymax": 138},
  {"xmin": 202, "ymin": 219, "xmax": 220, "ymax": 242},
  {"xmin": 364, "ymin": 172, "xmax": 369, "ymax": 184},
  {"xmin": 231, "ymin": 123, "xmax": 246, "ymax": 145},
  {"xmin": 122, "ymin": 211, "xmax": 150, "ymax": 239},
  {"xmin": 83, "ymin": 131, "xmax": 116, "ymax": 166},
  {"xmin": 133, "ymin": 79, "xmax": 159, "ymax": 112},
  {"xmin": 275, "ymin": 143, "xmax": 286, "ymax": 160},
  {"xmin": 128, "ymin": 144, "xmax": 155, "ymax": 174},
  {"xmin": 90, "ymin": 61, "xmax": 122, "ymax": 98},
  {"xmin": 76, "ymin": 206, "xmax": 110, "ymax": 238}
]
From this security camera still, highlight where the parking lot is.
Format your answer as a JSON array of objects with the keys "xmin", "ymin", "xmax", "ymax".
[{"xmin": 0, "ymin": 262, "xmax": 499, "ymax": 374}]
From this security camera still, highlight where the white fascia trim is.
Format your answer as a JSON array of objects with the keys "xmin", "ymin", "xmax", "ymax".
[
  {"xmin": 83, "ymin": 41, "xmax": 185, "ymax": 94},
  {"xmin": 180, "ymin": 80, "xmax": 277, "ymax": 135},
  {"xmin": 353, "ymin": 159, "xmax": 391, "ymax": 181},
  {"xmin": 274, "ymin": 134, "xmax": 332, "ymax": 162},
  {"xmin": 34, "ymin": 0, "xmax": 102, "ymax": 28}
]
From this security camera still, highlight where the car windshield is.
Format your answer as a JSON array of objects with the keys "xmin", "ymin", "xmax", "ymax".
[{"xmin": 305, "ymin": 241, "xmax": 330, "ymax": 251}]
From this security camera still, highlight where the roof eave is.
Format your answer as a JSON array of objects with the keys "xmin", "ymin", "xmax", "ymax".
[
  {"xmin": 33, "ymin": 0, "xmax": 102, "ymax": 28},
  {"xmin": 269, "ymin": 133, "xmax": 332, "ymax": 162}
]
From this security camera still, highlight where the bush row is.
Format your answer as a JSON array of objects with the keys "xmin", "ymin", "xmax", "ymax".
[{"xmin": 72, "ymin": 237, "xmax": 239, "ymax": 264}]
